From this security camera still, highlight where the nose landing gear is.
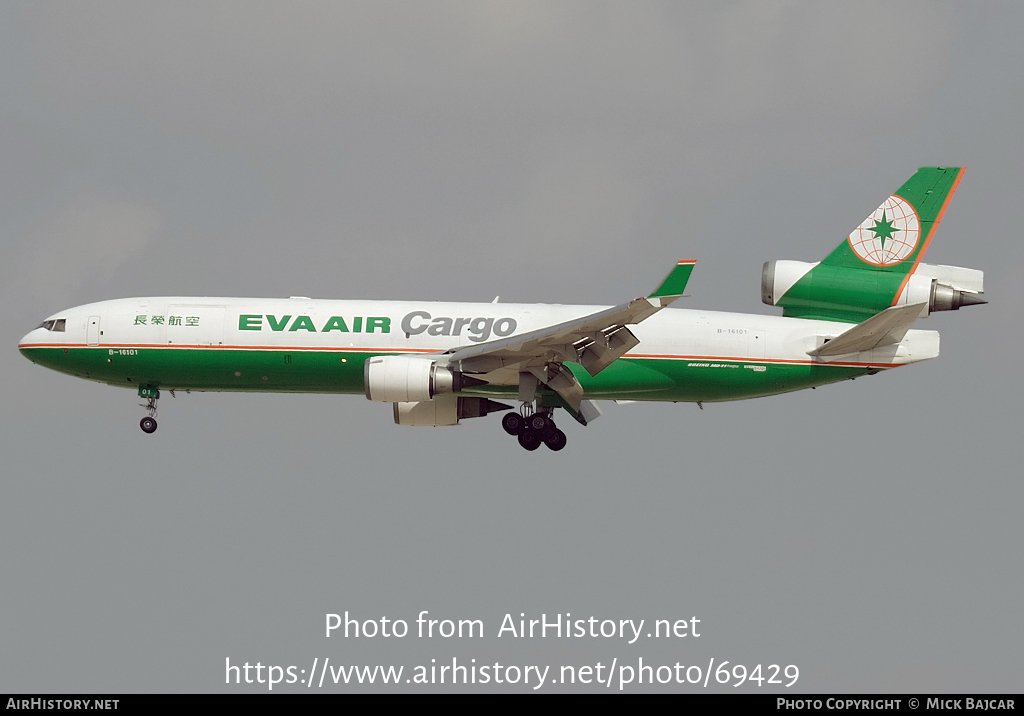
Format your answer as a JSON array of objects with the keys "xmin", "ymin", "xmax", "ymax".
[
  {"xmin": 503, "ymin": 405, "xmax": 567, "ymax": 451},
  {"xmin": 138, "ymin": 385, "xmax": 159, "ymax": 434}
]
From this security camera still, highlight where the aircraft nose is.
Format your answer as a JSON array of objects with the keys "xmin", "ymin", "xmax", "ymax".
[{"xmin": 19, "ymin": 329, "xmax": 41, "ymax": 360}]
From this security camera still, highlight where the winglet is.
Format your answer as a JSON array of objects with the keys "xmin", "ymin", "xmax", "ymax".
[{"xmin": 649, "ymin": 260, "xmax": 696, "ymax": 300}]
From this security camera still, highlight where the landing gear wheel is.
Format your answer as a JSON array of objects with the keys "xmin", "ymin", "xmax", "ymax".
[
  {"xmin": 527, "ymin": 413, "xmax": 555, "ymax": 439},
  {"xmin": 544, "ymin": 428, "xmax": 567, "ymax": 451},
  {"xmin": 502, "ymin": 412, "xmax": 526, "ymax": 435},
  {"xmin": 138, "ymin": 387, "xmax": 160, "ymax": 434},
  {"xmin": 517, "ymin": 430, "xmax": 541, "ymax": 451}
]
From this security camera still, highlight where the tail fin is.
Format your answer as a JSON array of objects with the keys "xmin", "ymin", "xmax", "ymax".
[
  {"xmin": 820, "ymin": 166, "xmax": 964, "ymax": 273},
  {"xmin": 772, "ymin": 167, "xmax": 966, "ymax": 322}
]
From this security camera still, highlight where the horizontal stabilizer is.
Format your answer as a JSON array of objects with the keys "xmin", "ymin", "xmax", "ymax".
[{"xmin": 808, "ymin": 302, "xmax": 926, "ymax": 357}]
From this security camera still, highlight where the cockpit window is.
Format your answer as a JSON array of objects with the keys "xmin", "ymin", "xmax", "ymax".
[{"xmin": 36, "ymin": 319, "xmax": 66, "ymax": 332}]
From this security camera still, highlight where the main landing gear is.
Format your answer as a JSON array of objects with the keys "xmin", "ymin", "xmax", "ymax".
[
  {"xmin": 139, "ymin": 386, "xmax": 159, "ymax": 434},
  {"xmin": 502, "ymin": 408, "xmax": 567, "ymax": 452}
]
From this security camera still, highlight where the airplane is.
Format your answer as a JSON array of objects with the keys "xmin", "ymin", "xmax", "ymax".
[{"xmin": 19, "ymin": 167, "xmax": 985, "ymax": 451}]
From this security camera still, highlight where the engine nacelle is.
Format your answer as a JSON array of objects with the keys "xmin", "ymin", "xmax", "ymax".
[
  {"xmin": 393, "ymin": 395, "xmax": 512, "ymax": 426},
  {"xmin": 762, "ymin": 260, "xmax": 985, "ymax": 319},
  {"xmin": 761, "ymin": 260, "xmax": 817, "ymax": 306},
  {"xmin": 897, "ymin": 263, "xmax": 986, "ymax": 315},
  {"xmin": 364, "ymin": 355, "xmax": 458, "ymax": 403}
]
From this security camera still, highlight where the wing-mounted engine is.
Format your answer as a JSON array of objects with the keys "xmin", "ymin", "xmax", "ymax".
[
  {"xmin": 364, "ymin": 354, "xmax": 486, "ymax": 403},
  {"xmin": 365, "ymin": 354, "xmax": 510, "ymax": 427},
  {"xmin": 762, "ymin": 260, "xmax": 986, "ymax": 322},
  {"xmin": 393, "ymin": 394, "xmax": 512, "ymax": 426}
]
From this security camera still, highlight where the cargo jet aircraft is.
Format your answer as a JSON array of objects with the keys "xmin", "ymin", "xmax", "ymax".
[{"xmin": 19, "ymin": 167, "xmax": 984, "ymax": 451}]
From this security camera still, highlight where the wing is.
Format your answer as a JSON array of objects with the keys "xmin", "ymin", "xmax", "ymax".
[{"xmin": 443, "ymin": 260, "xmax": 695, "ymax": 423}]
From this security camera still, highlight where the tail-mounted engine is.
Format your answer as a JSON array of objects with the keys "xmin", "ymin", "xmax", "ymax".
[{"xmin": 762, "ymin": 260, "xmax": 985, "ymax": 320}]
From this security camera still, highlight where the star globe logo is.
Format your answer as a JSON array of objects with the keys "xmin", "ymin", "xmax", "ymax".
[{"xmin": 847, "ymin": 195, "xmax": 920, "ymax": 266}]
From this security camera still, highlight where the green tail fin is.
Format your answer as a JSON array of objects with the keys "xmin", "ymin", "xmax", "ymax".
[
  {"xmin": 820, "ymin": 166, "xmax": 964, "ymax": 272},
  {"xmin": 777, "ymin": 167, "xmax": 964, "ymax": 322}
]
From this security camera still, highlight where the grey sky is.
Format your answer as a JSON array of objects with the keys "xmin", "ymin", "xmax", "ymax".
[{"xmin": 1, "ymin": 1, "xmax": 1020, "ymax": 692}]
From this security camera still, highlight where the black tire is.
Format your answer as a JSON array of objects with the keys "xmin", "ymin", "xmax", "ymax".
[
  {"xmin": 527, "ymin": 413, "xmax": 555, "ymax": 438},
  {"xmin": 140, "ymin": 417, "xmax": 158, "ymax": 434},
  {"xmin": 544, "ymin": 428, "xmax": 567, "ymax": 451},
  {"xmin": 502, "ymin": 412, "xmax": 525, "ymax": 435},
  {"xmin": 517, "ymin": 429, "xmax": 541, "ymax": 451}
]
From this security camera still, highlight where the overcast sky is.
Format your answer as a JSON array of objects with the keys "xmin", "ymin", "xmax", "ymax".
[{"xmin": 1, "ymin": 1, "xmax": 1021, "ymax": 693}]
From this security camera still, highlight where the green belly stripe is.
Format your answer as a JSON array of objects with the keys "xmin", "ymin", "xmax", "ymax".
[{"xmin": 19, "ymin": 347, "xmax": 874, "ymax": 401}]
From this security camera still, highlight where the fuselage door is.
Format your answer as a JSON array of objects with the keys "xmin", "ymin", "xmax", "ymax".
[{"xmin": 87, "ymin": 316, "xmax": 101, "ymax": 346}]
